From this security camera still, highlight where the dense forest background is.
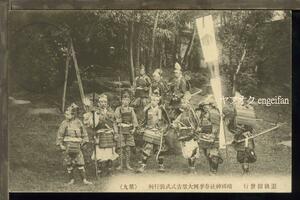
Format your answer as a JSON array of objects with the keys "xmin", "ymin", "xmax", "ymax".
[{"xmin": 8, "ymin": 10, "xmax": 291, "ymax": 116}]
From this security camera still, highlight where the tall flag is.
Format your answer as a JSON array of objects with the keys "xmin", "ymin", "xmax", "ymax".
[{"xmin": 196, "ymin": 15, "xmax": 226, "ymax": 149}]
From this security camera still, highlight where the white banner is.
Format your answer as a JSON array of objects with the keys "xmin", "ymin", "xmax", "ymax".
[
  {"xmin": 196, "ymin": 15, "xmax": 226, "ymax": 149},
  {"xmin": 196, "ymin": 15, "xmax": 219, "ymax": 63}
]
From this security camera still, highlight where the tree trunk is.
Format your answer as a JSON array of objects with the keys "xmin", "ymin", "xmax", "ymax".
[
  {"xmin": 232, "ymin": 47, "xmax": 247, "ymax": 96},
  {"xmin": 159, "ymin": 46, "xmax": 162, "ymax": 70},
  {"xmin": 149, "ymin": 10, "xmax": 159, "ymax": 73},
  {"xmin": 173, "ymin": 34, "xmax": 179, "ymax": 65},
  {"xmin": 182, "ymin": 25, "xmax": 196, "ymax": 69},
  {"xmin": 135, "ymin": 25, "xmax": 140, "ymax": 70},
  {"xmin": 129, "ymin": 20, "xmax": 135, "ymax": 84},
  {"xmin": 163, "ymin": 41, "xmax": 167, "ymax": 68}
]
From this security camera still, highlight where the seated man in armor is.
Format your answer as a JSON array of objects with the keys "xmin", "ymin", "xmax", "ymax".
[
  {"xmin": 223, "ymin": 104, "xmax": 257, "ymax": 175},
  {"xmin": 115, "ymin": 91, "xmax": 139, "ymax": 171},
  {"xmin": 136, "ymin": 94, "xmax": 167, "ymax": 173},
  {"xmin": 132, "ymin": 65, "xmax": 152, "ymax": 121},
  {"xmin": 196, "ymin": 99, "xmax": 223, "ymax": 175},
  {"xmin": 172, "ymin": 93, "xmax": 200, "ymax": 174},
  {"xmin": 56, "ymin": 103, "xmax": 93, "ymax": 185},
  {"xmin": 83, "ymin": 94, "xmax": 118, "ymax": 176}
]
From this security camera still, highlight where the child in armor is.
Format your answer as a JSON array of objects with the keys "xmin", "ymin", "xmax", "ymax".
[
  {"xmin": 56, "ymin": 103, "xmax": 93, "ymax": 185},
  {"xmin": 136, "ymin": 94, "xmax": 167, "ymax": 173},
  {"xmin": 115, "ymin": 91, "xmax": 138, "ymax": 170},
  {"xmin": 83, "ymin": 94, "xmax": 118, "ymax": 176},
  {"xmin": 196, "ymin": 100, "xmax": 223, "ymax": 175}
]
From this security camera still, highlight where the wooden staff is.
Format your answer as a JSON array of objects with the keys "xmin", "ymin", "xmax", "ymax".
[
  {"xmin": 62, "ymin": 43, "xmax": 71, "ymax": 112},
  {"xmin": 70, "ymin": 38, "xmax": 85, "ymax": 105}
]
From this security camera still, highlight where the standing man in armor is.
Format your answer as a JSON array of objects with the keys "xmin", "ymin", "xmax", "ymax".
[
  {"xmin": 136, "ymin": 94, "xmax": 167, "ymax": 173},
  {"xmin": 223, "ymin": 104, "xmax": 257, "ymax": 175},
  {"xmin": 150, "ymin": 68, "xmax": 168, "ymax": 104},
  {"xmin": 196, "ymin": 99, "xmax": 223, "ymax": 175},
  {"xmin": 172, "ymin": 93, "xmax": 200, "ymax": 174},
  {"xmin": 115, "ymin": 91, "xmax": 139, "ymax": 171},
  {"xmin": 169, "ymin": 63, "xmax": 190, "ymax": 120},
  {"xmin": 56, "ymin": 103, "xmax": 93, "ymax": 185},
  {"xmin": 83, "ymin": 94, "xmax": 118, "ymax": 176},
  {"xmin": 132, "ymin": 65, "xmax": 152, "ymax": 121}
]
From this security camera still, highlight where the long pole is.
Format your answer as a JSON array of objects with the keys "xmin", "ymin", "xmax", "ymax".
[
  {"xmin": 92, "ymin": 71, "xmax": 98, "ymax": 179},
  {"xmin": 62, "ymin": 42, "xmax": 71, "ymax": 112},
  {"xmin": 118, "ymin": 76, "xmax": 123, "ymax": 169},
  {"xmin": 234, "ymin": 123, "xmax": 284, "ymax": 143},
  {"xmin": 70, "ymin": 38, "xmax": 85, "ymax": 105}
]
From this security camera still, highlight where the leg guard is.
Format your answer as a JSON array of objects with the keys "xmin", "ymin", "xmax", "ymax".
[
  {"xmin": 242, "ymin": 163, "xmax": 250, "ymax": 174},
  {"xmin": 67, "ymin": 166, "xmax": 74, "ymax": 181},
  {"xmin": 142, "ymin": 152, "xmax": 149, "ymax": 164},
  {"xmin": 188, "ymin": 157, "xmax": 196, "ymax": 167},
  {"xmin": 125, "ymin": 146, "xmax": 133, "ymax": 170},
  {"xmin": 209, "ymin": 159, "xmax": 219, "ymax": 174},
  {"xmin": 78, "ymin": 166, "xmax": 86, "ymax": 180}
]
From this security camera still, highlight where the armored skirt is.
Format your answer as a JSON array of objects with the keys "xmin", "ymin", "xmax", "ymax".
[
  {"xmin": 91, "ymin": 147, "xmax": 119, "ymax": 161},
  {"xmin": 180, "ymin": 139, "xmax": 200, "ymax": 159},
  {"xmin": 142, "ymin": 128, "xmax": 167, "ymax": 156}
]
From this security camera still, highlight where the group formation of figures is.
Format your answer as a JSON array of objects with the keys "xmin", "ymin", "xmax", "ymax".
[{"xmin": 56, "ymin": 63, "xmax": 257, "ymax": 185}]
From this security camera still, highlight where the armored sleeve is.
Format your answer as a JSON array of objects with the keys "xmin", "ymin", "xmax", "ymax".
[
  {"xmin": 114, "ymin": 107, "xmax": 122, "ymax": 123},
  {"xmin": 56, "ymin": 120, "xmax": 67, "ymax": 146},
  {"xmin": 180, "ymin": 79, "xmax": 188, "ymax": 95},
  {"xmin": 172, "ymin": 113, "xmax": 182, "ymax": 128},
  {"xmin": 157, "ymin": 108, "xmax": 164, "ymax": 128},
  {"xmin": 131, "ymin": 107, "xmax": 139, "ymax": 128},
  {"xmin": 146, "ymin": 76, "xmax": 152, "ymax": 87},
  {"xmin": 189, "ymin": 109, "xmax": 199, "ymax": 129},
  {"xmin": 79, "ymin": 120, "xmax": 89, "ymax": 144}
]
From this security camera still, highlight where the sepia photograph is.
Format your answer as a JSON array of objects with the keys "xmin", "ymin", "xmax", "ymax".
[{"xmin": 7, "ymin": 10, "xmax": 292, "ymax": 192}]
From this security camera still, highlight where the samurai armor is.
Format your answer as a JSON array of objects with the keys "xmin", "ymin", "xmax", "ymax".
[
  {"xmin": 210, "ymin": 109, "xmax": 220, "ymax": 125},
  {"xmin": 177, "ymin": 127, "xmax": 194, "ymax": 141},
  {"xmin": 237, "ymin": 148, "xmax": 257, "ymax": 163},
  {"xmin": 236, "ymin": 116, "xmax": 258, "ymax": 127},
  {"xmin": 236, "ymin": 105, "xmax": 257, "ymax": 127},
  {"xmin": 119, "ymin": 125, "xmax": 133, "ymax": 135},
  {"xmin": 201, "ymin": 124, "xmax": 213, "ymax": 134},
  {"xmin": 97, "ymin": 129, "xmax": 115, "ymax": 148},
  {"xmin": 198, "ymin": 133, "xmax": 215, "ymax": 149},
  {"xmin": 143, "ymin": 129, "xmax": 162, "ymax": 145},
  {"xmin": 119, "ymin": 109, "xmax": 133, "ymax": 134},
  {"xmin": 66, "ymin": 141, "xmax": 81, "ymax": 155},
  {"xmin": 135, "ymin": 88, "xmax": 149, "ymax": 98},
  {"xmin": 135, "ymin": 76, "xmax": 150, "ymax": 98},
  {"xmin": 232, "ymin": 132, "xmax": 255, "ymax": 151}
]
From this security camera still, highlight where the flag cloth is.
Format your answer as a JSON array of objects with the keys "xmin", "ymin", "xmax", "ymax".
[
  {"xmin": 196, "ymin": 15, "xmax": 226, "ymax": 149},
  {"xmin": 196, "ymin": 15, "xmax": 218, "ymax": 63}
]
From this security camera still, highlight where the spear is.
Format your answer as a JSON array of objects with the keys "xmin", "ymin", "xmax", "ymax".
[
  {"xmin": 91, "ymin": 66, "xmax": 98, "ymax": 179},
  {"xmin": 118, "ymin": 76, "xmax": 123, "ymax": 169},
  {"xmin": 226, "ymin": 123, "xmax": 285, "ymax": 145}
]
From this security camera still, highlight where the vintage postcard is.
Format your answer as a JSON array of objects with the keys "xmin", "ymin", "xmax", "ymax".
[{"xmin": 6, "ymin": 9, "xmax": 292, "ymax": 193}]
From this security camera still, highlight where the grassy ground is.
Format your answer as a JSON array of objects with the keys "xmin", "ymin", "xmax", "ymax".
[{"xmin": 8, "ymin": 91, "xmax": 291, "ymax": 192}]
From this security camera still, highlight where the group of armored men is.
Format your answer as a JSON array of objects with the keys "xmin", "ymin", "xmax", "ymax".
[{"xmin": 56, "ymin": 63, "xmax": 257, "ymax": 185}]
